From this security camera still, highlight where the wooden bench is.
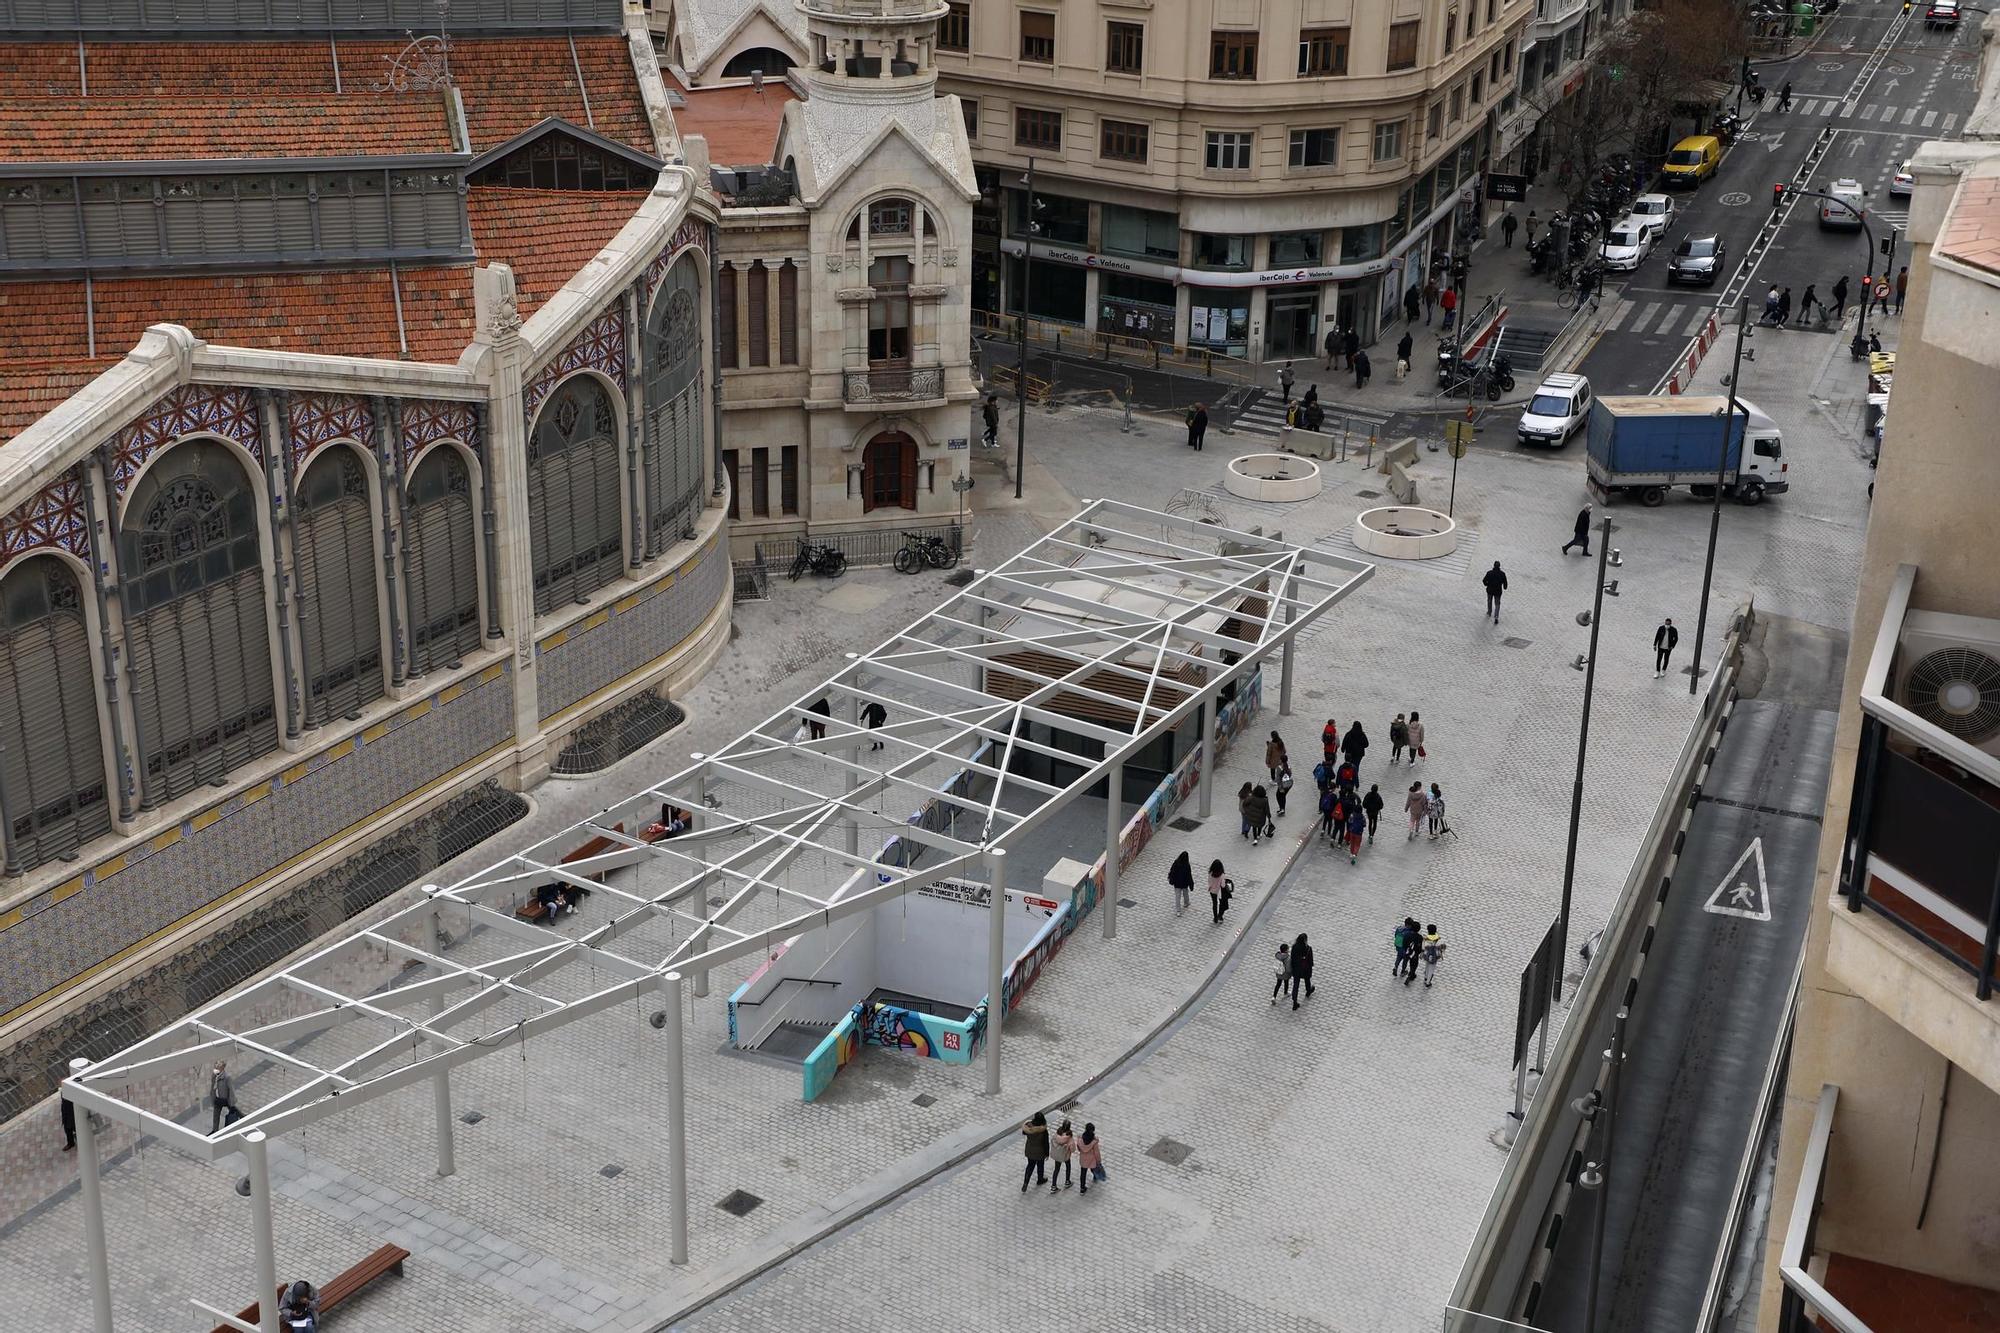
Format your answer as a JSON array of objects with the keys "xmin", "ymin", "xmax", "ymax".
[
  {"xmin": 512, "ymin": 824, "xmax": 622, "ymax": 922},
  {"xmin": 213, "ymin": 1243, "xmax": 410, "ymax": 1332}
]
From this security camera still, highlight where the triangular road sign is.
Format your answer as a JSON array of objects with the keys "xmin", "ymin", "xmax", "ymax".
[{"xmin": 1704, "ymin": 838, "xmax": 1772, "ymax": 922}]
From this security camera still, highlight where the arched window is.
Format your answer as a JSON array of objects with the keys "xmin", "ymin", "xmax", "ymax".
[
  {"xmin": 528, "ymin": 376, "xmax": 623, "ymax": 614},
  {"xmin": 294, "ymin": 448, "xmax": 384, "ymax": 726},
  {"xmin": 642, "ymin": 254, "xmax": 705, "ymax": 557},
  {"xmin": 404, "ymin": 448, "xmax": 481, "ymax": 675},
  {"xmin": 862, "ymin": 431, "xmax": 917, "ymax": 512},
  {"xmin": 0, "ymin": 556, "xmax": 110, "ymax": 873},
  {"xmin": 722, "ymin": 46, "xmax": 796, "ymax": 78},
  {"xmin": 119, "ymin": 440, "xmax": 276, "ymax": 805}
]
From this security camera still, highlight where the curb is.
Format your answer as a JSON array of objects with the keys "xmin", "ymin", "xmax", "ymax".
[{"xmin": 650, "ymin": 813, "xmax": 1323, "ymax": 1329}]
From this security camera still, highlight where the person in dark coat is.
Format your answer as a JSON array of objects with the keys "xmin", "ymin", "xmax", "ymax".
[
  {"xmin": 1244, "ymin": 785, "xmax": 1272, "ymax": 845},
  {"xmin": 60, "ymin": 1095, "xmax": 76, "ymax": 1152},
  {"xmin": 1362, "ymin": 783, "xmax": 1385, "ymax": 843},
  {"xmin": 1353, "ymin": 350, "xmax": 1371, "ymax": 389},
  {"xmin": 1831, "ymin": 275, "xmax": 1850, "ymax": 320},
  {"xmin": 1020, "ymin": 1111, "xmax": 1050, "ymax": 1191},
  {"xmin": 1324, "ymin": 327, "xmax": 1340, "ymax": 370},
  {"xmin": 1483, "ymin": 561, "xmax": 1509, "ymax": 624},
  {"xmin": 1168, "ymin": 849, "xmax": 1195, "ymax": 915},
  {"xmin": 1340, "ymin": 721, "xmax": 1369, "ymax": 774},
  {"xmin": 861, "ymin": 699, "xmax": 888, "ymax": 749},
  {"xmin": 1405, "ymin": 284, "xmax": 1422, "ymax": 324},
  {"xmin": 1502, "ymin": 210, "xmax": 1519, "ymax": 247},
  {"xmin": 1561, "ymin": 504, "xmax": 1593, "ymax": 556},
  {"xmin": 1289, "ymin": 932, "xmax": 1316, "ymax": 1009},
  {"xmin": 1654, "ymin": 618, "xmax": 1680, "ymax": 678},
  {"xmin": 1343, "ymin": 328, "xmax": 1361, "ymax": 367},
  {"xmin": 1187, "ymin": 403, "xmax": 1208, "ymax": 451},
  {"xmin": 807, "ymin": 695, "xmax": 832, "ymax": 740},
  {"xmin": 1396, "ymin": 330, "xmax": 1414, "ymax": 375}
]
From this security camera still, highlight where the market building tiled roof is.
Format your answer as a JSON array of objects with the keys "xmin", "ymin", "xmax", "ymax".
[
  {"xmin": 466, "ymin": 187, "xmax": 653, "ymax": 317},
  {"xmin": 440, "ymin": 36, "xmax": 657, "ymax": 154},
  {"xmin": 666, "ymin": 73, "xmax": 792, "ymax": 168},
  {"xmin": 0, "ymin": 95, "xmax": 458, "ymax": 162}
]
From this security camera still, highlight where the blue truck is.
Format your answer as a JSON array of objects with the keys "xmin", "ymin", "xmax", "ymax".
[{"xmin": 1584, "ymin": 395, "xmax": 1790, "ymax": 507}]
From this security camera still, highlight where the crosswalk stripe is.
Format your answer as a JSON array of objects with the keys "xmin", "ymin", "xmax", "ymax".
[
  {"xmin": 1879, "ymin": 103, "xmax": 1899, "ymax": 122},
  {"xmin": 1902, "ymin": 107, "xmax": 1919, "ymax": 125},
  {"xmin": 1924, "ymin": 110, "xmax": 1938, "ymax": 127},
  {"xmin": 1629, "ymin": 302, "xmax": 1662, "ymax": 334},
  {"xmin": 1602, "ymin": 297, "xmax": 1634, "ymax": 332},
  {"xmin": 1683, "ymin": 307, "xmax": 1713, "ymax": 337},
  {"xmin": 1945, "ymin": 114, "xmax": 1959, "ymax": 132},
  {"xmin": 1821, "ymin": 99, "xmax": 1837, "ymax": 116},
  {"xmin": 1860, "ymin": 103, "xmax": 1876, "ymax": 119}
]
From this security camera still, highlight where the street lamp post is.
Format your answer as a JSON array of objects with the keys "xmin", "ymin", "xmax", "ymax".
[
  {"xmin": 1688, "ymin": 296, "xmax": 1752, "ymax": 695},
  {"xmin": 1013, "ymin": 156, "xmax": 1036, "ymax": 501},
  {"xmin": 1580, "ymin": 1005, "xmax": 1631, "ymax": 1333},
  {"xmin": 1554, "ymin": 514, "xmax": 1613, "ymax": 1000}
]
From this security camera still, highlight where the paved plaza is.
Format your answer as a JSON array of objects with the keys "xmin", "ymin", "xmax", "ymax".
[{"xmin": 0, "ymin": 315, "xmax": 1875, "ymax": 1332}]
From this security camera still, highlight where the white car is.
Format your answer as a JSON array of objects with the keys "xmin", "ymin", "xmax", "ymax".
[
  {"xmin": 1890, "ymin": 161, "xmax": 1914, "ymax": 197},
  {"xmin": 1599, "ymin": 220, "xmax": 1653, "ymax": 271},
  {"xmin": 1626, "ymin": 193, "xmax": 1676, "ymax": 241},
  {"xmin": 1517, "ymin": 372, "xmax": 1593, "ymax": 447}
]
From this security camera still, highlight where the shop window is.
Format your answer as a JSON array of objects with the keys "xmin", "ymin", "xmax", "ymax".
[
  {"xmin": 1387, "ymin": 20, "xmax": 1419, "ymax": 71},
  {"xmin": 1101, "ymin": 204, "xmax": 1179, "ymax": 260},
  {"xmin": 862, "ymin": 432, "xmax": 918, "ymax": 512},
  {"xmin": 1019, "ymin": 10, "xmax": 1054, "ymax": 63},
  {"xmin": 1269, "ymin": 230, "xmax": 1322, "ymax": 265},
  {"xmin": 1210, "ymin": 31, "xmax": 1258, "ymax": 79},
  {"xmin": 1287, "ymin": 128, "xmax": 1339, "ymax": 169},
  {"xmin": 1107, "ymin": 20, "xmax": 1143, "ymax": 73},
  {"xmin": 940, "ymin": 2, "xmax": 969, "ymax": 52},
  {"xmin": 1191, "ymin": 232, "xmax": 1250, "ymax": 268},
  {"xmin": 1012, "ymin": 189, "xmax": 1088, "ymax": 245},
  {"xmin": 1297, "ymin": 27, "xmax": 1348, "ymax": 76},
  {"xmin": 1015, "ymin": 107, "xmax": 1062, "ymax": 150},
  {"xmin": 1204, "ymin": 131, "xmax": 1254, "ymax": 171},
  {"xmin": 1340, "ymin": 222, "xmax": 1383, "ymax": 264},
  {"xmin": 1372, "ymin": 119, "xmax": 1405, "ymax": 163},
  {"xmin": 1100, "ymin": 119, "xmax": 1149, "ymax": 163}
]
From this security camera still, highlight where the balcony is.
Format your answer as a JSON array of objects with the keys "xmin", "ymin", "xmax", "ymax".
[{"xmin": 844, "ymin": 365, "xmax": 943, "ymax": 404}]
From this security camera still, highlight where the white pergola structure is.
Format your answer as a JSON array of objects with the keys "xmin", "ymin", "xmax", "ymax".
[{"xmin": 59, "ymin": 500, "xmax": 1369, "ymax": 1332}]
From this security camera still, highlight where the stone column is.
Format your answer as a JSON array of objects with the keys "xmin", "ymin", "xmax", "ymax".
[{"xmin": 473, "ymin": 265, "xmax": 542, "ymax": 760}]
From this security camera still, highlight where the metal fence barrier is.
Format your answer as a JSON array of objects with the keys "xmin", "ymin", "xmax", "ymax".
[{"xmin": 755, "ymin": 523, "xmax": 964, "ymax": 572}]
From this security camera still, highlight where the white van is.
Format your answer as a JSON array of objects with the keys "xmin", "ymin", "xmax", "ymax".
[{"xmin": 1518, "ymin": 372, "xmax": 1593, "ymax": 447}]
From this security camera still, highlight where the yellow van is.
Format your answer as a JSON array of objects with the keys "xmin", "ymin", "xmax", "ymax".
[{"xmin": 1662, "ymin": 135, "xmax": 1722, "ymax": 187}]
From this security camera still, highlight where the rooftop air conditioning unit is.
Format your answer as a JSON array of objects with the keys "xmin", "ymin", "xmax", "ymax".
[{"xmin": 1892, "ymin": 609, "xmax": 2000, "ymax": 753}]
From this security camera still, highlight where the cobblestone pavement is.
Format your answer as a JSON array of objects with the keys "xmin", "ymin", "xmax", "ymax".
[{"xmin": 1, "ymin": 325, "xmax": 1868, "ymax": 1332}]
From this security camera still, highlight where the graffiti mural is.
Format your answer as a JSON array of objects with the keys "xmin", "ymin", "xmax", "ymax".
[
  {"xmin": 857, "ymin": 1000, "xmax": 980, "ymax": 1066},
  {"xmin": 1001, "ymin": 906, "xmax": 1071, "ymax": 1015},
  {"xmin": 802, "ymin": 1007, "xmax": 861, "ymax": 1102}
]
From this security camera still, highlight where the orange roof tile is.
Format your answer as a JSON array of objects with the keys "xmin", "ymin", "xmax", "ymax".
[
  {"xmin": 1, "ymin": 95, "xmax": 455, "ymax": 162},
  {"xmin": 466, "ymin": 187, "xmax": 651, "ymax": 316},
  {"xmin": 0, "ymin": 360, "xmax": 118, "ymax": 443},
  {"xmin": 667, "ymin": 74, "xmax": 792, "ymax": 168},
  {"xmin": 1938, "ymin": 175, "xmax": 2000, "ymax": 278},
  {"xmin": 435, "ymin": 36, "xmax": 655, "ymax": 155}
]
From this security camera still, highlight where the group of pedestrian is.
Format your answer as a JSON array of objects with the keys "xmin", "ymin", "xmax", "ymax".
[
  {"xmin": 1274, "ymin": 932, "xmax": 1316, "ymax": 1009},
  {"xmin": 1285, "ymin": 383, "xmax": 1328, "ymax": 433},
  {"xmin": 1391, "ymin": 917, "xmax": 1449, "ymax": 988},
  {"xmin": 1167, "ymin": 849, "xmax": 1237, "ymax": 924},
  {"xmin": 1320, "ymin": 327, "xmax": 1363, "ymax": 372},
  {"xmin": 1404, "ymin": 782, "xmax": 1450, "ymax": 840},
  {"xmin": 1237, "ymin": 780, "xmax": 1275, "ymax": 845},
  {"xmin": 1021, "ymin": 1112, "xmax": 1106, "ymax": 1194}
]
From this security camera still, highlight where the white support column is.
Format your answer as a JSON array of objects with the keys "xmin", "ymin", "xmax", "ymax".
[
  {"xmin": 245, "ymin": 1131, "xmax": 280, "ymax": 1333},
  {"xmin": 70, "ymin": 1059, "xmax": 113, "ymax": 1333},
  {"xmin": 1279, "ymin": 598, "xmax": 1296, "ymax": 717},
  {"xmin": 663, "ymin": 972, "xmax": 690, "ymax": 1266},
  {"xmin": 1102, "ymin": 760, "xmax": 1123, "ymax": 940},
  {"xmin": 844, "ymin": 653, "xmax": 861, "ymax": 858},
  {"xmin": 1196, "ymin": 699, "xmax": 1215, "ymax": 819},
  {"xmin": 432, "ymin": 1070, "xmax": 456, "ymax": 1177},
  {"xmin": 689, "ymin": 759, "xmax": 711, "ymax": 997},
  {"xmin": 984, "ymin": 848, "xmax": 1008, "ymax": 1096}
]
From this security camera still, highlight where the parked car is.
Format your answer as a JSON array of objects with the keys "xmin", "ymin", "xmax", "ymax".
[
  {"xmin": 1662, "ymin": 135, "xmax": 1723, "ymax": 187},
  {"xmin": 1890, "ymin": 161, "xmax": 1914, "ymax": 197},
  {"xmin": 1667, "ymin": 234, "xmax": 1726, "ymax": 286},
  {"xmin": 1599, "ymin": 220, "xmax": 1654, "ymax": 272},
  {"xmin": 1626, "ymin": 193, "xmax": 1676, "ymax": 241},
  {"xmin": 1819, "ymin": 178, "xmax": 1867, "ymax": 231},
  {"xmin": 1927, "ymin": 0, "xmax": 1961, "ymax": 27},
  {"xmin": 1517, "ymin": 373, "xmax": 1594, "ymax": 447}
]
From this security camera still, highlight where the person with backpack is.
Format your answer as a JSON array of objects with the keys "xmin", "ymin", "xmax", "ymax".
[
  {"xmin": 1312, "ymin": 757, "xmax": 1331, "ymax": 794},
  {"xmin": 1207, "ymin": 859, "xmax": 1230, "ymax": 923},
  {"xmin": 1343, "ymin": 804, "xmax": 1367, "ymax": 865},
  {"xmin": 1427, "ymin": 783, "xmax": 1449, "ymax": 839},
  {"xmin": 1405, "ymin": 781, "xmax": 1429, "ymax": 840},
  {"xmin": 1271, "ymin": 940, "xmax": 1292, "ymax": 1005},
  {"xmin": 1076, "ymin": 1123, "xmax": 1106, "ymax": 1193},
  {"xmin": 1389, "ymin": 713, "xmax": 1410, "ymax": 765},
  {"xmin": 1264, "ymin": 731, "xmax": 1288, "ymax": 782},
  {"xmin": 1408, "ymin": 712, "xmax": 1426, "ymax": 764},
  {"xmin": 1362, "ymin": 783, "xmax": 1385, "ymax": 843},
  {"xmin": 1290, "ymin": 932, "xmax": 1315, "ymax": 1009},
  {"xmin": 1419, "ymin": 926, "xmax": 1448, "ymax": 988},
  {"xmin": 1168, "ymin": 850, "xmax": 1195, "ymax": 915},
  {"xmin": 1320, "ymin": 718, "xmax": 1341, "ymax": 764},
  {"xmin": 1341, "ymin": 720, "xmax": 1369, "ymax": 775},
  {"xmin": 1237, "ymin": 782, "xmax": 1256, "ymax": 841},
  {"xmin": 1319, "ymin": 784, "xmax": 1341, "ymax": 842},
  {"xmin": 1274, "ymin": 762, "xmax": 1294, "ymax": 817},
  {"xmin": 1395, "ymin": 917, "xmax": 1423, "ymax": 981}
]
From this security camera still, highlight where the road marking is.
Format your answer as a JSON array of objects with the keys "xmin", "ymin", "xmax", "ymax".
[
  {"xmin": 1945, "ymin": 114, "xmax": 1960, "ymax": 132},
  {"xmin": 1859, "ymin": 103, "xmax": 1876, "ymax": 119},
  {"xmin": 1704, "ymin": 839, "xmax": 1773, "ymax": 922},
  {"xmin": 1923, "ymin": 110, "xmax": 1938, "ymax": 127},
  {"xmin": 1603, "ymin": 297, "xmax": 1635, "ymax": 330},
  {"xmin": 1629, "ymin": 302, "xmax": 1662, "ymax": 334},
  {"xmin": 1880, "ymin": 104, "xmax": 1901, "ymax": 122},
  {"xmin": 1682, "ymin": 307, "xmax": 1713, "ymax": 337}
]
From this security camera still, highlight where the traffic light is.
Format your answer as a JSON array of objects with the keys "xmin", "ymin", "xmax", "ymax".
[
  {"xmin": 1880, "ymin": 234, "xmax": 1894, "ymax": 255},
  {"xmin": 1772, "ymin": 182, "xmax": 1786, "ymax": 211}
]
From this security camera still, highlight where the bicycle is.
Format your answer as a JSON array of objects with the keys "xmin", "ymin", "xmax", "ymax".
[
  {"xmin": 788, "ymin": 541, "xmax": 847, "ymax": 581},
  {"xmin": 893, "ymin": 530, "xmax": 960, "ymax": 573}
]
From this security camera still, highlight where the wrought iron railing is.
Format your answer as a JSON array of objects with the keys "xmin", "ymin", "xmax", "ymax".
[
  {"xmin": 844, "ymin": 366, "xmax": 944, "ymax": 402},
  {"xmin": 755, "ymin": 523, "xmax": 961, "ymax": 571}
]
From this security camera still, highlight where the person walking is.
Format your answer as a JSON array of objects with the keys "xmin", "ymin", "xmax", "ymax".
[
  {"xmin": 1021, "ymin": 1111, "xmax": 1050, "ymax": 1191},
  {"xmin": 1763, "ymin": 284, "xmax": 1780, "ymax": 326},
  {"xmin": 1237, "ymin": 781, "xmax": 1257, "ymax": 841},
  {"xmin": 1343, "ymin": 804, "xmax": 1367, "ymax": 865},
  {"xmin": 1319, "ymin": 783, "xmax": 1341, "ymax": 842},
  {"xmin": 1779, "ymin": 80, "xmax": 1793, "ymax": 112},
  {"xmin": 1894, "ymin": 265, "xmax": 1909, "ymax": 315},
  {"xmin": 1324, "ymin": 326, "xmax": 1341, "ymax": 371},
  {"xmin": 1831, "ymin": 275, "xmax": 1849, "ymax": 321},
  {"xmin": 1404, "ymin": 284, "xmax": 1422, "ymax": 326},
  {"xmin": 1562, "ymin": 504, "xmax": 1593, "ymax": 556},
  {"xmin": 1502, "ymin": 209, "xmax": 1519, "ymax": 248},
  {"xmin": 1279, "ymin": 360, "xmax": 1296, "ymax": 405},
  {"xmin": 1272, "ymin": 940, "xmax": 1292, "ymax": 1004},
  {"xmin": 1799, "ymin": 284, "xmax": 1820, "ymax": 327},
  {"xmin": 1265, "ymin": 731, "xmax": 1288, "ymax": 782},
  {"xmin": 1423, "ymin": 277, "xmax": 1439, "ymax": 325},
  {"xmin": 1247, "ymin": 785, "xmax": 1273, "ymax": 844},
  {"xmin": 982, "ymin": 393, "xmax": 1000, "ymax": 448},
  {"xmin": 1439, "ymin": 285, "xmax": 1459, "ymax": 334},
  {"xmin": 1362, "ymin": 783, "xmax": 1384, "ymax": 843},
  {"xmin": 1420, "ymin": 925, "xmax": 1449, "ymax": 988},
  {"xmin": 1321, "ymin": 717, "xmax": 1341, "ymax": 764},
  {"xmin": 1050, "ymin": 1119, "xmax": 1076, "ymax": 1192},
  {"xmin": 1290, "ymin": 932, "xmax": 1316, "ymax": 1009},
  {"xmin": 60, "ymin": 1094, "xmax": 76, "ymax": 1152},
  {"xmin": 1526, "ymin": 210, "xmax": 1540, "ymax": 243},
  {"xmin": 1302, "ymin": 383, "xmax": 1319, "ymax": 418},
  {"xmin": 1396, "ymin": 329, "xmax": 1414, "ymax": 378},
  {"xmin": 1405, "ymin": 781, "xmax": 1429, "ymax": 840},
  {"xmin": 1341, "ymin": 719, "xmax": 1369, "ymax": 773},
  {"xmin": 209, "ymin": 1060, "xmax": 241, "ymax": 1134},
  {"xmin": 1389, "ymin": 713, "xmax": 1410, "ymax": 765},
  {"xmin": 1353, "ymin": 349, "xmax": 1372, "ymax": 390},
  {"xmin": 1076, "ymin": 1123, "xmax": 1105, "ymax": 1193},
  {"xmin": 1392, "ymin": 918, "xmax": 1417, "ymax": 978},
  {"xmin": 1873, "ymin": 277, "xmax": 1892, "ymax": 317},
  {"xmin": 1274, "ymin": 761, "xmax": 1294, "ymax": 818},
  {"xmin": 1397, "ymin": 917, "xmax": 1424, "ymax": 982},
  {"xmin": 1426, "ymin": 782, "xmax": 1448, "ymax": 839},
  {"xmin": 861, "ymin": 699, "xmax": 888, "ymax": 749},
  {"xmin": 1408, "ymin": 711, "xmax": 1426, "ymax": 764},
  {"xmin": 1208, "ymin": 859, "xmax": 1230, "ymax": 923},
  {"xmin": 1777, "ymin": 287, "xmax": 1792, "ymax": 328},
  {"xmin": 1483, "ymin": 561, "xmax": 1508, "ymax": 624},
  {"xmin": 1168, "ymin": 850, "xmax": 1195, "ymax": 915},
  {"xmin": 1187, "ymin": 402, "xmax": 1208, "ymax": 451},
  {"xmin": 1343, "ymin": 327, "xmax": 1361, "ymax": 370},
  {"xmin": 1654, "ymin": 618, "xmax": 1680, "ymax": 678}
]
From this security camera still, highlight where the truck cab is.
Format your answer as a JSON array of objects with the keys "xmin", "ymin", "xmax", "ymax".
[{"xmin": 1706, "ymin": 398, "xmax": 1788, "ymax": 502}]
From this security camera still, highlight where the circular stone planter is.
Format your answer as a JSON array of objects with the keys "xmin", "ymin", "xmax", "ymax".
[
  {"xmin": 1223, "ymin": 453, "xmax": 1322, "ymax": 503},
  {"xmin": 1353, "ymin": 506, "xmax": 1460, "ymax": 560}
]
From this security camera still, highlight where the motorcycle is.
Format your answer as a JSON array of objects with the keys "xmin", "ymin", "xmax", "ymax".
[
  {"xmin": 1479, "ymin": 353, "xmax": 1517, "ymax": 401},
  {"xmin": 788, "ymin": 540, "xmax": 848, "ymax": 581}
]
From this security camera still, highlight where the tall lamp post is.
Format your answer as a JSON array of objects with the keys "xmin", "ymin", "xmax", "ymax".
[
  {"xmin": 1688, "ymin": 296, "xmax": 1752, "ymax": 695},
  {"xmin": 1013, "ymin": 156, "xmax": 1037, "ymax": 500},
  {"xmin": 1555, "ymin": 513, "xmax": 1613, "ymax": 999}
]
